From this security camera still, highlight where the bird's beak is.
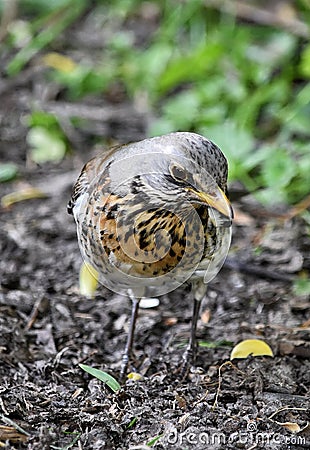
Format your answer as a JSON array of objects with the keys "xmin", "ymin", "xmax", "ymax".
[{"xmin": 189, "ymin": 186, "xmax": 234, "ymax": 221}]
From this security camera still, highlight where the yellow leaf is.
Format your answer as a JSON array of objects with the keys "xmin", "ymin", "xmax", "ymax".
[
  {"xmin": 79, "ymin": 262, "xmax": 98, "ymax": 298},
  {"xmin": 127, "ymin": 372, "xmax": 142, "ymax": 381},
  {"xmin": 230, "ymin": 339, "xmax": 274, "ymax": 359},
  {"xmin": 1, "ymin": 187, "xmax": 47, "ymax": 208},
  {"xmin": 42, "ymin": 52, "xmax": 77, "ymax": 73},
  {"xmin": 280, "ymin": 422, "xmax": 301, "ymax": 433}
]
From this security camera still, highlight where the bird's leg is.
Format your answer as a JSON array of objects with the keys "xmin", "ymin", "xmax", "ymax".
[
  {"xmin": 120, "ymin": 293, "xmax": 140, "ymax": 381},
  {"xmin": 181, "ymin": 280, "xmax": 207, "ymax": 377},
  {"xmin": 182, "ymin": 298, "xmax": 202, "ymax": 367}
]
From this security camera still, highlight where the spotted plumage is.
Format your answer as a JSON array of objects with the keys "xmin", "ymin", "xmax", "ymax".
[{"xmin": 68, "ymin": 132, "xmax": 233, "ymax": 378}]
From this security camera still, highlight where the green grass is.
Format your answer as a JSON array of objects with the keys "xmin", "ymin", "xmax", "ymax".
[{"xmin": 1, "ymin": 0, "xmax": 309, "ymax": 206}]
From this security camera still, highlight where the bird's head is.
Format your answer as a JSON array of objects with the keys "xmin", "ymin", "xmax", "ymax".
[{"xmin": 132, "ymin": 156, "xmax": 233, "ymax": 226}]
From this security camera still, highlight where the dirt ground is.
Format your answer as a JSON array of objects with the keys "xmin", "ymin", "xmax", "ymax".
[
  {"xmin": 0, "ymin": 13, "xmax": 310, "ymax": 450},
  {"xmin": 1, "ymin": 86, "xmax": 309, "ymax": 450}
]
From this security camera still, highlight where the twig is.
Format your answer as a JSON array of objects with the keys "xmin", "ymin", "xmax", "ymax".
[
  {"xmin": 212, "ymin": 361, "xmax": 246, "ymax": 410},
  {"xmin": 0, "ymin": 0, "xmax": 18, "ymax": 42},
  {"xmin": 35, "ymin": 100, "xmax": 145, "ymax": 123},
  {"xmin": 212, "ymin": 361, "xmax": 231, "ymax": 410},
  {"xmin": 282, "ymin": 193, "xmax": 310, "ymax": 221},
  {"xmin": 25, "ymin": 296, "xmax": 44, "ymax": 330},
  {"xmin": 0, "ymin": 399, "xmax": 8, "ymax": 416},
  {"xmin": 0, "ymin": 414, "xmax": 30, "ymax": 437},
  {"xmin": 268, "ymin": 405, "xmax": 308, "ymax": 421},
  {"xmin": 205, "ymin": 0, "xmax": 309, "ymax": 38},
  {"xmin": 50, "ymin": 432, "xmax": 81, "ymax": 450},
  {"xmin": 267, "ymin": 406, "xmax": 309, "ymax": 433},
  {"xmin": 192, "ymin": 390, "xmax": 209, "ymax": 409},
  {"xmin": 224, "ymin": 257, "xmax": 295, "ymax": 282}
]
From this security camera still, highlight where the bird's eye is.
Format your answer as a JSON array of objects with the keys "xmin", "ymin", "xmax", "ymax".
[{"xmin": 169, "ymin": 164, "xmax": 187, "ymax": 182}]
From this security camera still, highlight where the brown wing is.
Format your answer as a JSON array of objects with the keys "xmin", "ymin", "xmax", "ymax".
[{"xmin": 67, "ymin": 145, "xmax": 120, "ymax": 215}]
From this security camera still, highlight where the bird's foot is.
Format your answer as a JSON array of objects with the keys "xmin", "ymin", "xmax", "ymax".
[
  {"xmin": 119, "ymin": 354, "xmax": 129, "ymax": 383},
  {"xmin": 178, "ymin": 346, "xmax": 195, "ymax": 381}
]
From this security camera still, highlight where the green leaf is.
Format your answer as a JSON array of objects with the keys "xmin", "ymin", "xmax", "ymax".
[
  {"xmin": 7, "ymin": 20, "xmax": 33, "ymax": 48},
  {"xmin": 161, "ymin": 90, "xmax": 200, "ymax": 129},
  {"xmin": 199, "ymin": 121, "xmax": 256, "ymax": 184},
  {"xmin": 293, "ymin": 278, "xmax": 310, "ymax": 296},
  {"xmin": 121, "ymin": 42, "xmax": 172, "ymax": 97},
  {"xmin": 147, "ymin": 434, "xmax": 164, "ymax": 447},
  {"xmin": 0, "ymin": 163, "xmax": 18, "ymax": 182},
  {"xmin": 235, "ymin": 79, "xmax": 289, "ymax": 130},
  {"xmin": 51, "ymin": 64, "xmax": 113, "ymax": 99},
  {"xmin": 198, "ymin": 340, "xmax": 234, "ymax": 349},
  {"xmin": 149, "ymin": 118, "xmax": 176, "ymax": 137},
  {"xmin": 158, "ymin": 41, "xmax": 222, "ymax": 94},
  {"xmin": 27, "ymin": 127, "xmax": 66, "ymax": 163},
  {"xmin": 21, "ymin": 0, "xmax": 74, "ymax": 14},
  {"xmin": 261, "ymin": 148, "xmax": 296, "ymax": 189},
  {"xmin": 26, "ymin": 111, "xmax": 60, "ymax": 128},
  {"xmin": 127, "ymin": 417, "xmax": 138, "ymax": 429},
  {"xmin": 299, "ymin": 43, "xmax": 310, "ymax": 78},
  {"xmin": 6, "ymin": 0, "xmax": 87, "ymax": 76},
  {"xmin": 79, "ymin": 364, "xmax": 121, "ymax": 392}
]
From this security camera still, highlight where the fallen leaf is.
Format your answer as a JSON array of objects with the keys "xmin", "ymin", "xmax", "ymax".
[
  {"xmin": 175, "ymin": 393, "xmax": 187, "ymax": 409},
  {"xmin": 164, "ymin": 317, "xmax": 178, "ymax": 326},
  {"xmin": 230, "ymin": 339, "xmax": 274, "ymax": 359},
  {"xmin": 79, "ymin": 262, "xmax": 98, "ymax": 298},
  {"xmin": 280, "ymin": 422, "xmax": 301, "ymax": 433},
  {"xmin": 127, "ymin": 372, "xmax": 142, "ymax": 381},
  {"xmin": 201, "ymin": 308, "xmax": 211, "ymax": 324},
  {"xmin": 71, "ymin": 388, "xmax": 83, "ymax": 399},
  {"xmin": 0, "ymin": 426, "xmax": 28, "ymax": 443},
  {"xmin": 301, "ymin": 318, "xmax": 310, "ymax": 328},
  {"xmin": 42, "ymin": 52, "xmax": 77, "ymax": 73},
  {"xmin": 1, "ymin": 187, "xmax": 47, "ymax": 208}
]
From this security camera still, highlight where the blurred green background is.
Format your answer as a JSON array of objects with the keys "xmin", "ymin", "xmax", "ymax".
[{"xmin": 0, "ymin": 0, "xmax": 309, "ymax": 208}]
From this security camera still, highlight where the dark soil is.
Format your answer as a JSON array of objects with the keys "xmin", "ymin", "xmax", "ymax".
[{"xmin": 0, "ymin": 11, "xmax": 309, "ymax": 450}]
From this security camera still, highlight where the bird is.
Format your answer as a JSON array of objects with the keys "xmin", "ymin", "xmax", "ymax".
[{"xmin": 68, "ymin": 132, "xmax": 233, "ymax": 379}]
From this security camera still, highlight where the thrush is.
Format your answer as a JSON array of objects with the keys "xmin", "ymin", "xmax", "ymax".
[{"xmin": 68, "ymin": 132, "xmax": 233, "ymax": 378}]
